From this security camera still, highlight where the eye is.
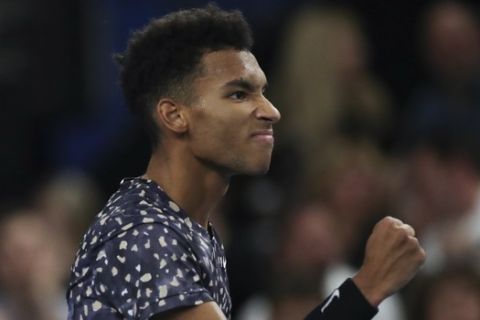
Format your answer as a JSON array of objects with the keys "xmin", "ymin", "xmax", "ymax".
[{"xmin": 229, "ymin": 91, "xmax": 247, "ymax": 101}]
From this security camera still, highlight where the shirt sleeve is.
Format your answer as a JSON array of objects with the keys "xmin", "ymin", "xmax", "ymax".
[
  {"xmin": 80, "ymin": 222, "xmax": 214, "ymax": 319},
  {"xmin": 304, "ymin": 278, "xmax": 378, "ymax": 320}
]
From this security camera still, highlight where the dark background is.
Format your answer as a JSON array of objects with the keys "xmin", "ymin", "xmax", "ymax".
[{"xmin": 2, "ymin": 0, "xmax": 467, "ymax": 203}]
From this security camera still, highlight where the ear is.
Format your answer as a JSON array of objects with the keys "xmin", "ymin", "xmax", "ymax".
[{"xmin": 154, "ymin": 98, "xmax": 188, "ymax": 134}]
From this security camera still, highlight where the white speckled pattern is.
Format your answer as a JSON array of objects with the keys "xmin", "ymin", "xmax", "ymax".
[{"xmin": 67, "ymin": 177, "xmax": 231, "ymax": 319}]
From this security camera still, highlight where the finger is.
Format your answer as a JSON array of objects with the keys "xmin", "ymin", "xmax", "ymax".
[
  {"xmin": 399, "ymin": 223, "xmax": 415, "ymax": 237},
  {"xmin": 384, "ymin": 216, "xmax": 404, "ymax": 227}
]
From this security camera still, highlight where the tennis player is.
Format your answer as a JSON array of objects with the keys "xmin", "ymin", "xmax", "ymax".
[{"xmin": 67, "ymin": 5, "xmax": 425, "ymax": 319}]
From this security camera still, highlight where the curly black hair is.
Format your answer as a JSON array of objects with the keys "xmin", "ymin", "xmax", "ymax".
[{"xmin": 115, "ymin": 5, "xmax": 253, "ymax": 148}]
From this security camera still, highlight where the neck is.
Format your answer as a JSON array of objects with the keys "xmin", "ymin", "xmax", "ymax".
[{"xmin": 145, "ymin": 147, "xmax": 229, "ymax": 228}]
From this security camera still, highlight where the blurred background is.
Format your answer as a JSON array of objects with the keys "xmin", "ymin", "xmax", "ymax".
[{"xmin": 2, "ymin": 0, "xmax": 480, "ymax": 319}]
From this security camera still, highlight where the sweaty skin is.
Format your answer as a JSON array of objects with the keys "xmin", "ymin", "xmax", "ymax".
[
  {"xmin": 147, "ymin": 49, "xmax": 425, "ymax": 319},
  {"xmin": 146, "ymin": 49, "xmax": 280, "ymax": 229},
  {"xmin": 146, "ymin": 49, "xmax": 280, "ymax": 319}
]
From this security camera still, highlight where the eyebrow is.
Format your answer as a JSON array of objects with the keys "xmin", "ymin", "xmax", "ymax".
[{"xmin": 222, "ymin": 78, "xmax": 268, "ymax": 92}]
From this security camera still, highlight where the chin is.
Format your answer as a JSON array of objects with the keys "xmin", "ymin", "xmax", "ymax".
[
  {"xmin": 223, "ymin": 154, "xmax": 273, "ymax": 177},
  {"xmin": 243, "ymin": 161, "xmax": 272, "ymax": 176}
]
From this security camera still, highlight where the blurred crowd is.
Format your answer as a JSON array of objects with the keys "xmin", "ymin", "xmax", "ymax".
[{"xmin": 2, "ymin": 1, "xmax": 480, "ymax": 320}]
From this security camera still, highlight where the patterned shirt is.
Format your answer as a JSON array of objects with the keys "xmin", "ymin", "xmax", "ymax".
[{"xmin": 67, "ymin": 177, "xmax": 231, "ymax": 319}]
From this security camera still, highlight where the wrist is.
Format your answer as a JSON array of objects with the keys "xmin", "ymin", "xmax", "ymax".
[
  {"xmin": 305, "ymin": 278, "xmax": 378, "ymax": 320},
  {"xmin": 352, "ymin": 272, "xmax": 386, "ymax": 307}
]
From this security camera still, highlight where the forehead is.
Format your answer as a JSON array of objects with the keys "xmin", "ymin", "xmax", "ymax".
[{"xmin": 196, "ymin": 49, "xmax": 266, "ymax": 87}]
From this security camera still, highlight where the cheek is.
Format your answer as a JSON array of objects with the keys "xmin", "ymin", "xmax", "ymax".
[
  {"xmin": 190, "ymin": 104, "xmax": 248, "ymax": 143},
  {"xmin": 194, "ymin": 115, "xmax": 234, "ymax": 141},
  {"xmin": 188, "ymin": 111, "xmax": 244, "ymax": 159}
]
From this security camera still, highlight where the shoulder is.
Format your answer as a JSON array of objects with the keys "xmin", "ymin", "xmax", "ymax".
[
  {"xmin": 83, "ymin": 177, "xmax": 183, "ymax": 246},
  {"xmin": 68, "ymin": 220, "xmax": 213, "ymax": 319},
  {"xmin": 67, "ymin": 177, "xmax": 223, "ymax": 318}
]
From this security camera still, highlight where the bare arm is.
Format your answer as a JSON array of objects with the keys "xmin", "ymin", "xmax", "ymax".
[{"xmin": 150, "ymin": 301, "xmax": 227, "ymax": 320}]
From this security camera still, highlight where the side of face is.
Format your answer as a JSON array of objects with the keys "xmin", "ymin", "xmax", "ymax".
[{"xmin": 182, "ymin": 49, "xmax": 281, "ymax": 176}]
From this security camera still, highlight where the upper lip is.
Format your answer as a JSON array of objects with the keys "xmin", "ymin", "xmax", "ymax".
[{"xmin": 251, "ymin": 129, "xmax": 274, "ymax": 137}]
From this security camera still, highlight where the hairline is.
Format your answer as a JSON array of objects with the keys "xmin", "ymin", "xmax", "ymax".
[
  {"xmin": 150, "ymin": 47, "xmax": 254, "ymax": 151},
  {"xmin": 162, "ymin": 47, "xmax": 253, "ymax": 106}
]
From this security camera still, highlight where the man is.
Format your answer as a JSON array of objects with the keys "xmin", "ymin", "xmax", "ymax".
[{"xmin": 67, "ymin": 5, "xmax": 425, "ymax": 319}]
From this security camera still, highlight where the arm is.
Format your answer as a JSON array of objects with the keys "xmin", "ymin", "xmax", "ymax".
[
  {"xmin": 150, "ymin": 301, "xmax": 226, "ymax": 320},
  {"xmin": 305, "ymin": 216, "xmax": 426, "ymax": 319}
]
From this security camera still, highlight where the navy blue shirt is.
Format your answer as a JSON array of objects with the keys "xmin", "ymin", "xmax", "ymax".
[{"xmin": 67, "ymin": 177, "xmax": 231, "ymax": 319}]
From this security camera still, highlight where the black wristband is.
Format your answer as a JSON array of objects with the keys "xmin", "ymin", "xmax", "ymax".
[{"xmin": 304, "ymin": 278, "xmax": 378, "ymax": 320}]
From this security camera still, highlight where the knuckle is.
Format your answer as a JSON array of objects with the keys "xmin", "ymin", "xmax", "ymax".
[
  {"xmin": 409, "ymin": 239, "xmax": 426, "ymax": 263},
  {"xmin": 399, "ymin": 235, "xmax": 419, "ymax": 253},
  {"xmin": 380, "ymin": 216, "xmax": 393, "ymax": 225},
  {"xmin": 395, "ymin": 229, "xmax": 409, "ymax": 243},
  {"xmin": 418, "ymin": 247, "xmax": 427, "ymax": 261},
  {"xmin": 409, "ymin": 236, "xmax": 419, "ymax": 246},
  {"xmin": 407, "ymin": 236, "xmax": 420, "ymax": 250},
  {"xmin": 384, "ymin": 216, "xmax": 397, "ymax": 225}
]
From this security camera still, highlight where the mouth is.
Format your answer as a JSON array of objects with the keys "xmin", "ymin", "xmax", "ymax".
[{"xmin": 251, "ymin": 129, "xmax": 275, "ymax": 144}]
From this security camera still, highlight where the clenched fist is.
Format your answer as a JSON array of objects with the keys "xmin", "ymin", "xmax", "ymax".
[{"xmin": 352, "ymin": 216, "xmax": 426, "ymax": 306}]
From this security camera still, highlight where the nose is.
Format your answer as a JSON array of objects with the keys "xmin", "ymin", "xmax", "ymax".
[{"xmin": 256, "ymin": 96, "xmax": 281, "ymax": 123}]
